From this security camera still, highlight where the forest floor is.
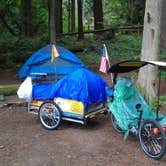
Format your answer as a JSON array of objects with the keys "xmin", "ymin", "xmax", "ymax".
[{"xmin": 1, "ymin": 68, "xmax": 166, "ymax": 166}]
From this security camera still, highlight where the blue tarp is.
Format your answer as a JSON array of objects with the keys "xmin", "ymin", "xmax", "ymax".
[
  {"xmin": 18, "ymin": 44, "xmax": 85, "ymax": 79},
  {"xmin": 32, "ymin": 68, "xmax": 108, "ymax": 108}
]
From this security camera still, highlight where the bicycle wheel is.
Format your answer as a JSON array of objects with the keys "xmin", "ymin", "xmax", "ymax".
[
  {"xmin": 111, "ymin": 113, "xmax": 124, "ymax": 133},
  {"xmin": 139, "ymin": 119, "xmax": 166, "ymax": 160},
  {"xmin": 39, "ymin": 101, "xmax": 62, "ymax": 130}
]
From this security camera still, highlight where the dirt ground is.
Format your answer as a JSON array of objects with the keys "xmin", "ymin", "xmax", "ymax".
[{"xmin": 1, "ymin": 70, "xmax": 166, "ymax": 166}]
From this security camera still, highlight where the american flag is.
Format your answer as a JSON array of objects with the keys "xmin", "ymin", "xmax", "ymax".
[{"xmin": 99, "ymin": 44, "xmax": 110, "ymax": 73}]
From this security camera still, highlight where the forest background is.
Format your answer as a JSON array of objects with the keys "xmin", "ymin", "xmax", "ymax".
[{"xmin": 0, "ymin": 0, "xmax": 148, "ymax": 70}]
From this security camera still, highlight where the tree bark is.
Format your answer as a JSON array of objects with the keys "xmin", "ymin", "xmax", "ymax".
[
  {"xmin": 48, "ymin": 0, "xmax": 56, "ymax": 44},
  {"xmin": 77, "ymin": 0, "xmax": 84, "ymax": 39},
  {"xmin": 93, "ymin": 0, "xmax": 103, "ymax": 31},
  {"xmin": 71, "ymin": 0, "xmax": 75, "ymax": 32},
  {"xmin": 20, "ymin": 0, "xmax": 32, "ymax": 37},
  {"xmin": 127, "ymin": 0, "xmax": 134, "ymax": 25},
  {"xmin": 68, "ymin": 0, "xmax": 71, "ymax": 32},
  {"xmin": 55, "ymin": 0, "xmax": 63, "ymax": 35},
  {"xmin": 138, "ymin": 0, "xmax": 162, "ymax": 103}
]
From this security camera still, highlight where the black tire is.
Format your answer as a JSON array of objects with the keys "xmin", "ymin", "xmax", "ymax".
[
  {"xmin": 38, "ymin": 101, "xmax": 62, "ymax": 130},
  {"xmin": 139, "ymin": 119, "xmax": 166, "ymax": 160},
  {"xmin": 111, "ymin": 113, "xmax": 125, "ymax": 133}
]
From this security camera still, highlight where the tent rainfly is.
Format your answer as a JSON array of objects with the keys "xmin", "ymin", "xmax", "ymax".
[{"xmin": 18, "ymin": 44, "xmax": 85, "ymax": 79}]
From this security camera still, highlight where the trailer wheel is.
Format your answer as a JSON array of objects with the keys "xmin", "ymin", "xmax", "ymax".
[
  {"xmin": 139, "ymin": 119, "xmax": 166, "ymax": 160},
  {"xmin": 38, "ymin": 101, "xmax": 62, "ymax": 130}
]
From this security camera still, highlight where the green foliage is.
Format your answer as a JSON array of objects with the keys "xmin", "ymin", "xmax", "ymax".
[
  {"xmin": 0, "ymin": 0, "xmax": 20, "ymax": 35},
  {"xmin": 103, "ymin": 0, "xmax": 145, "ymax": 26},
  {"xmin": 83, "ymin": 0, "xmax": 93, "ymax": 28},
  {"xmin": 0, "ymin": 84, "xmax": 19, "ymax": 96},
  {"xmin": 160, "ymin": 48, "xmax": 166, "ymax": 80},
  {"xmin": 151, "ymin": 97, "xmax": 160, "ymax": 110},
  {"xmin": 108, "ymin": 33, "xmax": 141, "ymax": 60},
  {"xmin": 160, "ymin": 48, "xmax": 166, "ymax": 61},
  {"xmin": 151, "ymin": 96, "xmax": 166, "ymax": 110},
  {"xmin": 103, "ymin": 0, "xmax": 128, "ymax": 26},
  {"xmin": 0, "ymin": 0, "xmax": 144, "ymax": 70},
  {"xmin": 57, "ymin": 33, "xmax": 142, "ymax": 67},
  {"xmin": 62, "ymin": 0, "xmax": 69, "ymax": 32},
  {"xmin": 78, "ymin": 34, "xmax": 141, "ymax": 66},
  {"xmin": 160, "ymin": 96, "xmax": 166, "ymax": 101},
  {"xmin": 161, "ymin": 71, "xmax": 166, "ymax": 80},
  {"xmin": 32, "ymin": 0, "xmax": 48, "ymax": 35},
  {"xmin": 0, "ymin": 32, "xmax": 48, "ymax": 69}
]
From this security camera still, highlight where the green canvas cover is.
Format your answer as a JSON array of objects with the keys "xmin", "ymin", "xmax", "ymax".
[{"xmin": 108, "ymin": 76, "xmax": 166, "ymax": 138}]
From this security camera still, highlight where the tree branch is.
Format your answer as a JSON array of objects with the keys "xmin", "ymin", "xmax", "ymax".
[{"xmin": 0, "ymin": 13, "xmax": 17, "ymax": 36}]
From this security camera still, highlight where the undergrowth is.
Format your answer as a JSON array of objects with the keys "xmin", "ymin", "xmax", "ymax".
[
  {"xmin": 0, "ymin": 33, "xmax": 142, "ymax": 69},
  {"xmin": 79, "ymin": 33, "xmax": 142, "ymax": 66},
  {"xmin": 0, "ymin": 84, "xmax": 19, "ymax": 96}
]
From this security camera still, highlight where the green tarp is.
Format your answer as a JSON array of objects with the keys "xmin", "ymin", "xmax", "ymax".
[{"xmin": 108, "ymin": 76, "xmax": 166, "ymax": 138}]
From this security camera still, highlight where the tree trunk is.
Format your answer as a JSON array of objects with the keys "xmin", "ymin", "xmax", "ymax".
[
  {"xmin": 55, "ymin": 0, "xmax": 63, "ymax": 35},
  {"xmin": 77, "ymin": 0, "xmax": 84, "ymax": 40},
  {"xmin": 71, "ymin": 0, "xmax": 75, "ymax": 32},
  {"xmin": 48, "ymin": 0, "xmax": 56, "ymax": 44},
  {"xmin": 68, "ymin": 0, "xmax": 71, "ymax": 32},
  {"xmin": 127, "ymin": 0, "xmax": 133, "ymax": 25},
  {"xmin": 93, "ymin": 0, "xmax": 103, "ymax": 31},
  {"xmin": 20, "ymin": 0, "xmax": 32, "ymax": 37},
  {"xmin": 138, "ymin": 0, "xmax": 162, "ymax": 103}
]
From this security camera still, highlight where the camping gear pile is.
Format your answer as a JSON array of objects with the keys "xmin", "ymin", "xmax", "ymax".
[
  {"xmin": 31, "ymin": 68, "xmax": 108, "ymax": 128},
  {"xmin": 17, "ymin": 45, "xmax": 108, "ymax": 130}
]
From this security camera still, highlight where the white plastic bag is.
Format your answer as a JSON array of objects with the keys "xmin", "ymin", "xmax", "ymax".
[{"xmin": 17, "ymin": 77, "xmax": 32, "ymax": 101}]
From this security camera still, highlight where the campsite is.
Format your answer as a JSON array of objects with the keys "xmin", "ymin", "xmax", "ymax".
[
  {"xmin": 1, "ymin": 0, "xmax": 166, "ymax": 165},
  {"xmin": 1, "ymin": 71, "xmax": 166, "ymax": 166}
]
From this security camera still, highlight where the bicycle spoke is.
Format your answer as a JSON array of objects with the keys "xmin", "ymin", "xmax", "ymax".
[{"xmin": 39, "ymin": 102, "xmax": 61, "ymax": 130}]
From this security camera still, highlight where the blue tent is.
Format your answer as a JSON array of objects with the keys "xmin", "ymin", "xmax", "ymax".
[{"xmin": 18, "ymin": 44, "xmax": 85, "ymax": 79}]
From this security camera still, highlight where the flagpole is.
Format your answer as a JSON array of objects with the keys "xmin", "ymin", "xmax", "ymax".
[
  {"xmin": 103, "ymin": 44, "xmax": 110, "ymax": 67},
  {"xmin": 103, "ymin": 44, "xmax": 113, "ymax": 84},
  {"xmin": 54, "ymin": 44, "xmax": 57, "ymax": 81},
  {"xmin": 52, "ymin": 43, "xmax": 57, "ymax": 82},
  {"xmin": 51, "ymin": 44, "xmax": 59, "ymax": 81},
  {"xmin": 52, "ymin": 44, "xmax": 56, "ymax": 81}
]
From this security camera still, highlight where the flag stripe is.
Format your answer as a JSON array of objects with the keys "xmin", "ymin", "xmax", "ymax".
[
  {"xmin": 99, "ymin": 57, "xmax": 108, "ymax": 73},
  {"xmin": 99, "ymin": 44, "xmax": 110, "ymax": 74}
]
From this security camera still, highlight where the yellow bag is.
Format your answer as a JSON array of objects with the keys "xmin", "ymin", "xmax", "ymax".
[{"xmin": 54, "ymin": 98, "xmax": 84, "ymax": 115}]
